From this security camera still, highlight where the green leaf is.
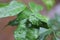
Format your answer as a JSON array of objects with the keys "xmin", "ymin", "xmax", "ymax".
[
  {"xmin": 14, "ymin": 19, "xmax": 27, "ymax": 40},
  {"xmin": 0, "ymin": 1, "xmax": 26, "ymax": 18},
  {"xmin": 17, "ymin": 8, "xmax": 32, "ymax": 21},
  {"xmin": 14, "ymin": 19, "xmax": 39, "ymax": 40},
  {"xmin": 34, "ymin": 13, "xmax": 49, "ymax": 23},
  {"xmin": 28, "ymin": 15, "xmax": 49, "ymax": 28},
  {"xmin": 56, "ymin": 31, "xmax": 60, "ymax": 39},
  {"xmin": 29, "ymin": 2, "xmax": 48, "ymax": 23},
  {"xmin": 26, "ymin": 28, "xmax": 39, "ymax": 40},
  {"xmin": 39, "ymin": 29, "xmax": 52, "ymax": 40},
  {"xmin": 29, "ymin": 15, "xmax": 40, "ymax": 26},
  {"xmin": 40, "ymin": 27, "xmax": 48, "ymax": 34},
  {"xmin": 14, "ymin": 24, "xmax": 27, "ymax": 40},
  {"xmin": 29, "ymin": 2, "xmax": 43, "ymax": 12}
]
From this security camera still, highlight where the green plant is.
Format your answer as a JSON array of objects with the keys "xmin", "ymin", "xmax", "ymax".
[
  {"xmin": 0, "ymin": 0, "xmax": 60, "ymax": 40},
  {"xmin": 0, "ymin": 1, "xmax": 49, "ymax": 40}
]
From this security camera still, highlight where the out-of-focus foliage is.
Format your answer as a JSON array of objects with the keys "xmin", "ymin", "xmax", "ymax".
[
  {"xmin": 40, "ymin": 14, "xmax": 60, "ymax": 40},
  {"xmin": 42, "ymin": 0, "xmax": 55, "ymax": 10},
  {"xmin": 29, "ymin": 2, "xmax": 43, "ymax": 12},
  {"xmin": 0, "ymin": 3, "xmax": 8, "ymax": 7}
]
